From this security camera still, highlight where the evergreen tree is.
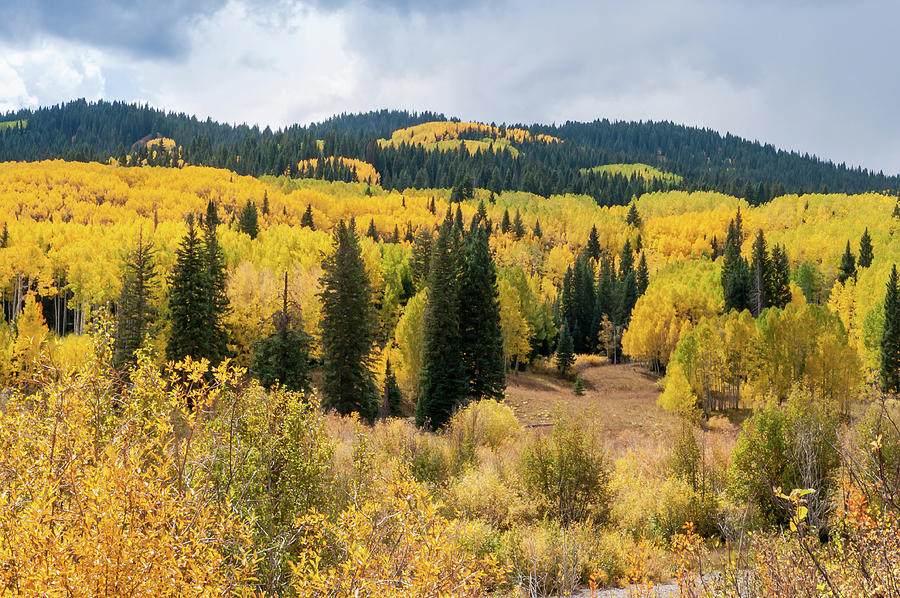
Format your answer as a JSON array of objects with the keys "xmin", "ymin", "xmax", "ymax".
[
  {"xmin": 617, "ymin": 271, "xmax": 638, "ymax": 325},
  {"xmin": 573, "ymin": 374, "xmax": 585, "ymax": 396},
  {"xmin": 238, "ymin": 199, "xmax": 259, "ymax": 239},
  {"xmin": 416, "ymin": 223, "xmax": 467, "ymax": 430},
  {"xmin": 859, "ymin": 228, "xmax": 874, "ymax": 269},
  {"xmin": 203, "ymin": 205, "xmax": 231, "ymax": 365},
  {"xmin": 769, "ymin": 244, "xmax": 792, "ymax": 309},
  {"xmin": 392, "ymin": 224, "xmax": 401, "ymax": 243},
  {"xmin": 636, "ymin": 252, "xmax": 649, "ymax": 296},
  {"xmin": 113, "ymin": 232, "xmax": 157, "ymax": 373},
  {"xmin": 512, "ymin": 209, "xmax": 525, "ymax": 238},
  {"xmin": 625, "ymin": 202, "xmax": 642, "ymax": 227},
  {"xmin": 618, "ymin": 239, "xmax": 634, "ymax": 278},
  {"xmin": 300, "ymin": 203, "xmax": 315, "ymax": 229},
  {"xmin": 555, "ymin": 320, "xmax": 575, "ymax": 376},
  {"xmin": 882, "ymin": 265, "xmax": 900, "ymax": 394},
  {"xmin": 587, "ymin": 225, "xmax": 601, "ymax": 262},
  {"xmin": 838, "ymin": 241, "xmax": 857, "ymax": 284},
  {"xmin": 721, "ymin": 238, "xmax": 751, "ymax": 312},
  {"xmin": 749, "ymin": 230, "xmax": 770, "ymax": 316},
  {"xmin": 459, "ymin": 224, "xmax": 506, "ymax": 399},
  {"xmin": 366, "ymin": 218, "xmax": 378, "ymax": 240},
  {"xmin": 378, "ymin": 359, "xmax": 404, "ymax": 419},
  {"xmin": 533, "ymin": 218, "xmax": 543, "ymax": 239},
  {"xmin": 501, "ymin": 208, "xmax": 511, "ymax": 234},
  {"xmin": 262, "ymin": 191, "xmax": 269, "ymax": 215},
  {"xmin": 166, "ymin": 215, "xmax": 208, "ymax": 365},
  {"xmin": 318, "ymin": 219, "xmax": 378, "ymax": 420},
  {"xmin": 250, "ymin": 274, "xmax": 311, "ymax": 392}
]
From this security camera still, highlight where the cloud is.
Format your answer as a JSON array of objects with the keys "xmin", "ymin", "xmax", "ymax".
[{"xmin": 0, "ymin": 0, "xmax": 898, "ymax": 173}]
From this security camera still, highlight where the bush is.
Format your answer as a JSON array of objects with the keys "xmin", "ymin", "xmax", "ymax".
[
  {"xmin": 446, "ymin": 398, "xmax": 522, "ymax": 450},
  {"xmin": 519, "ymin": 414, "xmax": 611, "ymax": 525},
  {"xmin": 446, "ymin": 467, "xmax": 533, "ymax": 529}
]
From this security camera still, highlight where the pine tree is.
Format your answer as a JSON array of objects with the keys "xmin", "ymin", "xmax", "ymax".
[
  {"xmin": 203, "ymin": 205, "xmax": 230, "ymax": 365},
  {"xmin": 749, "ymin": 230, "xmax": 770, "ymax": 316},
  {"xmin": 392, "ymin": 224, "xmax": 401, "ymax": 244},
  {"xmin": 262, "ymin": 191, "xmax": 270, "ymax": 215},
  {"xmin": 587, "ymin": 225, "xmax": 601, "ymax": 262},
  {"xmin": 721, "ymin": 238, "xmax": 751, "ymax": 312},
  {"xmin": 250, "ymin": 272, "xmax": 311, "ymax": 392},
  {"xmin": 881, "ymin": 265, "xmax": 900, "ymax": 394},
  {"xmin": 573, "ymin": 374, "xmax": 585, "ymax": 396},
  {"xmin": 166, "ymin": 215, "xmax": 209, "ymax": 365},
  {"xmin": 555, "ymin": 320, "xmax": 575, "ymax": 376},
  {"xmin": 416, "ymin": 223, "xmax": 467, "ymax": 430},
  {"xmin": 300, "ymin": 204, "xmax": 315, "ymax": 229},
  {"xmin": 113, "ymin": 232, "xmax": 157, "ymax": 373},
  {"xmin": 533, "ymin": 218, "xmax": 543, "ymax": 239},
  {"xmin": 379, "ymin": 359, "xmax": 404, "ymax": 419},
  {"xmin": 618, "ymin": 239, "xmax": 634, "ymax": 278},
  {"xmin": 366, "ymin": 218, "xmax": 378, "ymax": 240},
  {"xmin": 858, "ymin": 228, "xmax": 874, "ymax": 269},
  {"xmin": 625, "ymin": 202, "xmax": 642, "ymax": 227},
  {"xmin": 459, "ymin": 224, "xmax": 506, "ymax": 400},
  {"xmin": 238, "ymin": 199, "xmax": 259, "ymax": 239},
  {"xmin": 319, "ymin": 219, "xmax": 378, "ymax": 420},
  {"xmin": 838, "ymin": 241, "xmax": 857, "ymax": 284},
  {"xmin": 512, "ymin": 209, "xmax": 525, "ymax": 239},
  {"xmin": 769, "ymin": 244, "xmax": 792, "ymax": 309},
  {"xmin": 636, "ymin": 252, "xmax": 649, "ymax": 296},
  {"xmin": 501, "ymin": 209, "xmax": 511, "ymax": 234}
]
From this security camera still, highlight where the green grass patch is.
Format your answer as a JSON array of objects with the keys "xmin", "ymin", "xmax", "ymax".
[
  {"xmin": 581, "ymin": 163, "xmax": 681, "ymax": 183},
  {"xmin": 0, "ymin": 119, "xmax": 27, "ymax": 131}
]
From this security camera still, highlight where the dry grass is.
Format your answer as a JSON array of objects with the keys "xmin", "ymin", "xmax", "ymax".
[{"xmin": 504, "ymin": 362, "xmax": 676, "ymax": 456}]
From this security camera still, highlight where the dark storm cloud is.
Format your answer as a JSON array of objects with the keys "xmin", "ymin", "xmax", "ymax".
[{"xmin": 0, "ymin": 0, "xmax": 227, "ymax": 59}]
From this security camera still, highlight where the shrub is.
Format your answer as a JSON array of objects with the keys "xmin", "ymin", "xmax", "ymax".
[
  {"xmin": 446, "ymin": 467, "xmax": 532, "ymax": 529},
  {"xmin": 519, "ymin": 414, "xmax": 611, "ymax": 525},
  {"xmin": 291, "ymin": 473, "xmax": 505, "ymax": 598}
]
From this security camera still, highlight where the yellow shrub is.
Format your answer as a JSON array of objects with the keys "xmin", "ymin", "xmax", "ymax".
[{"xmin": 291, "ymin": 472, "xmax": 505, "ymax": 598}]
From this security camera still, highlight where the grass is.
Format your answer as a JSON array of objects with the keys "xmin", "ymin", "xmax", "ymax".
[
  {"xmin": 504, "ymin": 362, "xmax": 679, "ymax": 456},
  {"xmin": 580, "ymin": 163, "xmax": 682, "ymax": 184},
  {"xmin": 0, "ymin": 119, "xmax": 27, "ymax": 131}
]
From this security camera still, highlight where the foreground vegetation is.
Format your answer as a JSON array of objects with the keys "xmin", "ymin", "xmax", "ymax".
[{"xmin": 1, "ymin": 153, "xmax": 900, "ymax": 595}]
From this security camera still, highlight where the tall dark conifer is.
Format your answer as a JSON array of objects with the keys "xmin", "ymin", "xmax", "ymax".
[
  {"xmin": 555, "ymin": 320, "xmax": 575, "ymax": 376},
  {"xmin": 319, "ymin": 219, "xmax": 378, "ymax": 420},
  {"xmin": 203, "ymin": 203, "xmax": 230, "ymax": 365},
  {"xmin": 167, "ymin": 215, "xmax": 208, "ymax": 364},
  {"xmin": 587, "ymin": 225, "xmax": 601, "ymax": 262},
  {"xmin": 881, "ymin": 265, "xmax": 900, "ymax": 394},
  {"xmin": 459, "ymin": 224, "xmax": 506, "ymax": 399},
  {"xmin": 749, "ymin": 230, "xmax": 770, "ymax": 316},
  {"xmin": 300, "ymin": 204, "xmax": 315, "ymax": 229},
  {"xmin": 416, "ymin": 223, "xmax": 467, "ymax": 429},
  {"xmin": 238, "ymin": 199, "xmax": 259, "ymax": 239},
  {"xmin": 113, "ymin": 232, "xmax": 157, "ymax": 373},
  {"xmin": 250, "ymin": 272, "xmax": 311, "ymax": 392},
  {"xmin": 636, "ymin": 252, "xmax": 649, "ymax": 296},
  {"xmin": 721, "ymin": 237, "xmax": 751, "ymax": 313},
  {"xmin": 838, "ymin": 241, "xmax": 857, "ymax": 283},
  {"xmin": 769, "ymin": 244, "xmax": 791, "ymax": 309},
  {"xmin": 859, "ymin": 228, "xmax": 874, "ymax": 269}
]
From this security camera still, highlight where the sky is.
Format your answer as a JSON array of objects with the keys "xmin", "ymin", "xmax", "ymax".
[{"xmin": 0, "ymin": 0, "xmax": 897, "ymax": 173}]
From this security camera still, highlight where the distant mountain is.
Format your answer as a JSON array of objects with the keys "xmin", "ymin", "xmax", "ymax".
[{"xmin": 1, "ymin": 99, "xmax": 897, "ymax": 205}]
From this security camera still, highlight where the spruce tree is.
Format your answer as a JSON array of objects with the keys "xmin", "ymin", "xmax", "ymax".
[
  {"xmin": 749, "ymin": 230, "xmax": 770, "ymax": 316},
  {"xmin": 318, "ymin": 219, "xmax": 378, "ymax": 420},
  {"xmin": 379, "ymin": 359, "xmax": 404, "ymax": 419},
  {"xmin": 838, "ymin": 241, "xmax": 856, "ymax": 284},
  {"xmin": 238, "ymin": 199, "xmax": 259, "ymax": 239},
  {"xmin": 859, "ymin": 228, "xmax": 874, "ymax": 269},
  {"xmin": 881, "ymin": 265, "xmax": 900, "ymax": 394},
  {"xmin": 300, "ymin": 204, "xmax": 315, "ymax": 229},
  {"xmin": 636, "ymin": 252, "xmax": 649, "ymax": 296},
  {"xmin": 769, "ymin": 244, "xmax": 792, "ymax": 309},
  {"xmin": 366, "ymin": 218, "xmax": 378, "ymax": 240},
  {"xmin": 721, "ymin": 238, "xmax": 751, "ymax": 312},
  {"xmin": 501, "ymin": 208, "xmax": 511, "ymax": 234},
  {"xmin": 250, "ymin": 273, "xmax": 311, "ymax": 392},
  {"xmin": 113, "ymin": 232, "xmax": 157, "ymax": 373},
  {"xmin": 416, "ymin": 223, "xmax": 467, "ymax": 430},
  {"xmin": 618, "ymin": 239, "xmax": 634, "ymax": 278},
  {"xmin": 533, "ymin": 218, "xmax": 543, "ymax": 239},
  {"xmin": 459, "ymin": 224, "xmax": 506, "ymax": 400},
  {"xmin": 555, "ymin": 320, "xmax": 575, "ymax": 376},
  {"xmin": 587, "ymin": 225, "xmax": 601, "ymax": 262},
  {"xmin": 167, "ymin": 215, "xmax": 208, "ymax": 364},
  {"xmin": 512, "ymin": 209, "xmax": 525, "ymax": 238},
  {"xmin": 625, "ymin": 202, "xmax": 642, "ymax": 227},
  {"xmin": 203, "ymin": 205, "xmax": 230, "ymax": 365}
]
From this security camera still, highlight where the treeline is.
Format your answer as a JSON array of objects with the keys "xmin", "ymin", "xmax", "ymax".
[{"xmin": 4, "ymin": 100, "xmax": 899, "ymax": 205}]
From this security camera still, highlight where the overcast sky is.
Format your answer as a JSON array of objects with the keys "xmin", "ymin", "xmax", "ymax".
[{"xmin": 0, "ymin": 0, "xmax": 897, "ymax": 173}]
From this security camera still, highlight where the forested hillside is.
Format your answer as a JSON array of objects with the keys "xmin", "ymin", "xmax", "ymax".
[
  {"xmin": 2, "ymin": 100, "xmax": 897, "ymax": 205},
  {"xmin": 2, "ymin": 104, "xmax": 900, "ymax": 596}
]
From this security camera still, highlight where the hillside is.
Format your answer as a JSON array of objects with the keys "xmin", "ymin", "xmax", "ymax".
[{"xmin": 2, "ymin": 100, "xmax": 897, "ymax": 205}]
